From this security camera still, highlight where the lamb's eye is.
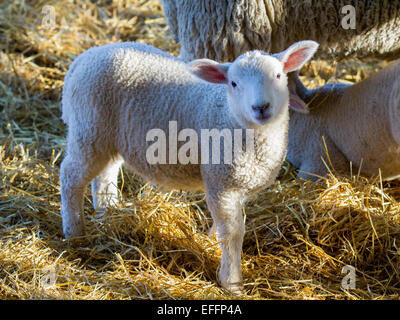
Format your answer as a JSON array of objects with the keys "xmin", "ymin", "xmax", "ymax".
[
  {"xmin": 231, "ymin": 81, "xmax": 237, "ymax": 88},
  {"xmin": 276, "ymin": 73, "xmax": 281, "ymax": 79}
]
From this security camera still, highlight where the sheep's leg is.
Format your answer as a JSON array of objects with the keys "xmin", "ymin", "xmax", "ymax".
[
  {"xmin": 298, "ymin": 137, "xmax": 349, "ymax": 180},
  {"xmin": 91, "ymin": 158, "xmax": 123, "ymax": 217},
  {"xmin": 206, "ymin": 190, "xmax": 245, "ymax": 294},
  {"xmin": 60, "ymin": 151, "xmax": 112, "ymax": 238},
  {"xmin": 297, "ymin": 160, "xmax": 328, "ymax": 180}
]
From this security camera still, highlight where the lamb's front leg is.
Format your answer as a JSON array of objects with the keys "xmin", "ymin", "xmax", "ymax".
[{"xmin": 206, "ymin": 189, "xmax": 246, "ymax": 294}]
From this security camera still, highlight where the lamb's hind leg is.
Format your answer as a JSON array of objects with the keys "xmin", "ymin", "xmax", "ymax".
[
  {"xmin": 60, "ymin": 148, "xmax": 115, "ymax": 238},
  {"xmin": 205, "ymin": 188, "xmax": 246, "ymax": 294},
  {"xmin": 91, "ymin": 157, "xmax": 123, "ymax": 217}
]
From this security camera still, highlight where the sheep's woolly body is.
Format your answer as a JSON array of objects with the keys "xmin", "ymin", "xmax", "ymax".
[
  {"xmin": 161, "ymin": 0, "xmax": 400, "ymax": 61},
  {"xmin": 287, "ymin": 60, "xmax": 400, "ymax": 180}
]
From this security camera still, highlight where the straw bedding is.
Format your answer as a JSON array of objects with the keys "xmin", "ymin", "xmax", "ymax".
[{"xmin": 0, "ymin": 0, "xmax": 399, "ymax": 299}]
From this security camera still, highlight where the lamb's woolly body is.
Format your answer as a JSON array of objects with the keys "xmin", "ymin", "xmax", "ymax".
[
  {"xmin": 161, "ymin": 0, "xmax": 400, "ymax": 62},
  {"xmin": 62, "ymin": 42, "xmax": 287, "ymax": 193},
  {"xmin": 60, "ymin": 40, "xmax": 319, "ymax": 294},
  {"xmin": 287, "ymin": 60, "xmax": 400, "ymax": 180}
]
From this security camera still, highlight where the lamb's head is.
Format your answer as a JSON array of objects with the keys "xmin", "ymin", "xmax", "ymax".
[{"xmin": 188, "ymin": 40, "xmax": 319, "ymax": 127}]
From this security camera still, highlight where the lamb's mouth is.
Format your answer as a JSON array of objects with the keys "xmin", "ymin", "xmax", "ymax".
[{"xmin": 254, "ymin": 112, "xmax": 271, "ymax": 124}]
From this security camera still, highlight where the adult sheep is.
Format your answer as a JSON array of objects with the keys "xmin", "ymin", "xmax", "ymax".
[{"xmin": 161, "ymin": 0, "xmax": 400, "ymax": 62}]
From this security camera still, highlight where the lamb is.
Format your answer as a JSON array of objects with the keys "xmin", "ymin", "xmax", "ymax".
[
  {"xmin": 60, "ymin": 40, "xmax": 318, "ymax": 293},
  {"xmin": 287, "ymin": 60, "xmax": 400, "ymax": 180},
  {"xmin": 161, "ymin": 0, "xmax": 400, "ymax": 62}
]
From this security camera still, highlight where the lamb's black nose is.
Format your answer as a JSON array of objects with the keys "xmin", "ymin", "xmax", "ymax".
[{"xmin": 252, "ymin": 102, "xmax": 270, "ymax": 112}]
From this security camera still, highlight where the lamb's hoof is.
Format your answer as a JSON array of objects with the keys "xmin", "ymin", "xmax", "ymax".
[
  {"xmin": 94, "ymin": 207, "xmax": 107, "ymax": 219},
  {"xmin": 64, "ymin": 230, "xmax": 89, "ymax": 248},
  {"xmin": 221, "ymin": 281, "xmax": 243, "ymax": 295},
  {"xmin": 63, "ymin": 223, "xmax": 85, "ymax": 240}
]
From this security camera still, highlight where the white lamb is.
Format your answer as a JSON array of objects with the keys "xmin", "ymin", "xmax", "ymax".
[{"xmin": 60, "ymin": 40, "xmax": 318, "ymax": 293}]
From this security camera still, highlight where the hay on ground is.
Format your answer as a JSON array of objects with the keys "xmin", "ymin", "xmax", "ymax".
[{"xmin": 0, "ymin": 0, "xmax": 399, "ymax": 300}]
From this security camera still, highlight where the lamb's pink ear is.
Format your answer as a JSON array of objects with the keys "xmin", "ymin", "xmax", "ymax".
[
  {"xmin": 289, "ymin": 93, "xmax": 309, "ymax": 114},
  {"xmin": 188, "ymin": 59, "xmax": 230, "ymax": 84},
  {"xmin": 276, "ymin": 41, "xmax": 319, "ymax": 73}
]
